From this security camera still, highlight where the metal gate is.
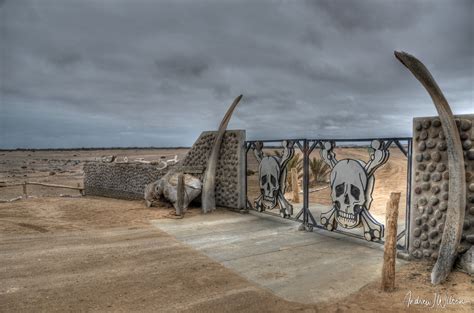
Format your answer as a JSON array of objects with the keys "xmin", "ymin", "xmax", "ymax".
[{"xmin": 244, "ymin": 137, "xmax": 412, "ymax": 251}]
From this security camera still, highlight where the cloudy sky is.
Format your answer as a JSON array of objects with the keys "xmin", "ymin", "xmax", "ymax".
[{"xmin": 0, "ymin": 0, "xmax": 472, "ymax": 148}]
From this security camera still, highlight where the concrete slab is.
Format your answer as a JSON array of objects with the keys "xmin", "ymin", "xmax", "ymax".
[{"xmin": 151, "ymin": 209, "xmax": 406, "ymax": 304}]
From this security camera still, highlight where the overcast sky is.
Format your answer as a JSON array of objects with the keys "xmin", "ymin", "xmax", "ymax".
[{"xmin": 1, "ymin": 0, "xmax": 472, "ymax": 148}]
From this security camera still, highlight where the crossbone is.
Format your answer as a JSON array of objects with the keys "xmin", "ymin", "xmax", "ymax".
[
  {"xmin": 319, "ymin": 140, "xmax": 389, "ymax": 241},
  {"xmin": 253, "ymin": 140, "xmax": 295, "ymax": 218}
]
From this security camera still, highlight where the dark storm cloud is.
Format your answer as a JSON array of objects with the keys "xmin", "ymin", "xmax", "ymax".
[
  {"xmin": 49, "ymin": 53, "xmax": 83, "ymax": 68},
  {"xmin": 0, "ymin": 0, "xmax": 472, "ymax": 148},
  {"xmin": 311, "ymin": 0, "xmax": 426, "ymax": 31},
  {"xmin": 154, "ymin": 56, "xmax": 210, "ymax": 79}
]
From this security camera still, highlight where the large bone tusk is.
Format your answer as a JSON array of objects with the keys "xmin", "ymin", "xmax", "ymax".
[
  {"xmin": 394, "ymin": 51, "xmax": 466, "ymax": 285},
  {"xmin": 201, "ymin": 95, "xmax": 243, "ymax": 213}
]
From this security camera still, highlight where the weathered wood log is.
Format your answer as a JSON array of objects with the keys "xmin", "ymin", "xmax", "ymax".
[
  {"xmin": 22, "ymin": 182, "xmax": 27, "ymax": 199},
  {"xmin": 291, "ymin": 168, "xmax": 300, "ymax": 203},
  {"xmin": 395, "ymin": 51, "xmax": 466, "ymax": 285},
  {"xmin": 0, "ymin": 183, "xmax": 23, "ymax": 187},
  {"xmin": 202, "ymin": 95, "xmax": 243, "ymax": 213},
  {"xmin": 27, "ymin": 182, "xmax": 83, "ymax": 191},
  {"xmin": 176, "ymin": 173, "xmax": 185, "ymax": 216},
  {"xmin": 0, "ymin": 196, "xmax": 22, "ymax": 203},
  {"xmin": 382, "ymin": 192, "xmax": 401, "ymax": 292}
]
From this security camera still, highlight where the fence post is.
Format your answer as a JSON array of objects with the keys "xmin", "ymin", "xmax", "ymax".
[
  {"xmin": 291, "ymin": 168, "xmax": 300, "ymax": 203},
  {"xmin": 303, "ymin": 140, "xmax": 309, "ymax": 226},
  {"xmin": 382, "ymin": 192, "xmax": 401, "ymax": 292},
  {"xmin": 176, "ymin": 173, "xmax": 185, "ymax": 217},
  {"xmin": 243, "ymin": 142, "xmax": 250, "ymax": 213},
  {"xmin": 22, "ymin": 181, "xmax": 27, "ymax": 199},
  {"xmin": 404, "ymin": 139, "xmax": 413, "ymax": 251}
]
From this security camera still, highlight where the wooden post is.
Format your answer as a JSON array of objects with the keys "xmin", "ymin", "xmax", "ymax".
[
  {"xmin": 22, "ymin": 181, "xmax": 27, "ymax": 199},
  {"xmin": 176, "ymin": 173, "xmax": 185, "ymax": 217},
  {"xmin": 291, "ymin": 168, "xmax": 300, "ymax": 203},
  {"xmin": 381, "ymin": 192, "xmax": 401, "ymax": 292}
]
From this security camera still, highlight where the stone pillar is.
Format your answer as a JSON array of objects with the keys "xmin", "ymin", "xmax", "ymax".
[{"xmin": 409, "ymin": 114, "xmax": 474, "ymax": 259}]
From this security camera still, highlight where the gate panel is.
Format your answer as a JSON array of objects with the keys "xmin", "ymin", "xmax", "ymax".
[
  {"xmin": 245, "ymin": 137, "xmax": 412, "ymax": 250},
  {"xmin": 245, "ymin": 140, "xmax": 305, "ymax": 221}
]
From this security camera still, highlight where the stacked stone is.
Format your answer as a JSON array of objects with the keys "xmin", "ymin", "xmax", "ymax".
[
  {"xmin": 83, "ymin": 130, "xmax": 246, "ymax": 209},
  {"xmin": 410, "ymin": 114, "xmax": 474, "ymax": 259},
  {"xmin": 83, "ymin": 162, "xmax": 168, "ymax": 200},
  {"xmin": 181, "ymin": 130, "xmax": 246, "ymax": 209}
]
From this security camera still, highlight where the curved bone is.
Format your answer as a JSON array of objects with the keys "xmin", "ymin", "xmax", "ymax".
[
  {"xmin": 202, "ymin": 95, "xmax": 243, "ymax": 213},
  {"xmin": 320, "ymin": 207, "xmax": 337, "ymax": 231},
  {"xmin": 395, "ymin": 51, "xmax": 466, "ymax": 285},
  {"xmin": 365, "ymin": 140, "xmax": 390, "ymax": 177},
  {"xmin": 279, "ymin": 140, "xmax": 295, "ymax": 169},
  {"xmin": 360, "ymin": 209, "xmax": 384, "ymax": 241},
  {"xmin": 277, "ymin": 141, "xmax": 295, "ymax": 218},
  {"xmin": 254, "ymin": 141, "xmax": 264, "ymax": 163},
  {"xmin": 320, "ymin": 141, "xmax": 337, "ymax": 168},
  {"xmin": 145, "ymin": 173, "xmax": 202, "ymax": 211},
  {"xmin": 277, "ymin": 191, "xmax": 293, "ymax": 217}
]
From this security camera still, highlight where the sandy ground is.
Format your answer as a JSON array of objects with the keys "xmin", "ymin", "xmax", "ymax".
[
  {"xmin": 0, "ymin": 197, "xmax": 472, "ymax": 312},
  {"xmin": 0, "ymin": 149, "xmax": 472, "ymax": 312}
]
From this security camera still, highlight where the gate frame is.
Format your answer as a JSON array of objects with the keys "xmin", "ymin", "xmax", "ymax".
[{"xmin": 244, "ymin": 137, "xmax": 413, "ymax": 251}]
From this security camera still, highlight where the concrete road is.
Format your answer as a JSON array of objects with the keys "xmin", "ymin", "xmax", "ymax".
[{"xmin": 152, "ymin": 209, "xmax": 406, "ymax": 304}]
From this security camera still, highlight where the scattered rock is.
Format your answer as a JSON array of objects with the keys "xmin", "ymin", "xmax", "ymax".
[
  {"xmin": 456, "ymin": 246, "xmax": 474, "ymax": 275},
  {"xmin": 460, "ymin": 119, "xmax": 472, "ymax": 131},
  {"xmin": 466, "ymin": 234, "xmax": 474, "ymax": 244}
]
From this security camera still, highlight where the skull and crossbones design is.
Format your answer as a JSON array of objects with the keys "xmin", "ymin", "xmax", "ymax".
[
  {"xmin": 320, "ymin": 140, "xmax": 389, "ymax": 241},
  {"xmin": 253, "ymin": 140, "xmax": 295, "ymax": 218}
]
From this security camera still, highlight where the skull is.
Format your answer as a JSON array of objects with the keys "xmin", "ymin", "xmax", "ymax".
[
  {"xmin": 258, "ymin": 156, "xmax": 280, "ymax": 209},
  {"xmin": 330, "ymin": 159, "xmax": 368, "ymax": 228}
]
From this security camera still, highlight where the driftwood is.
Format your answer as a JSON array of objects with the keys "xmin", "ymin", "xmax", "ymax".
[
  {"xmin": 395, "ymin": 51, "xmax": 466, "ymax": 285},
  {"xmin": 382, "ymin": 192, "xmax": 401, "ymax": 292},
  {"xmin": 26, "ymin": 182, "xmax": 83, "ymax": 191},
  {"xmin": 291, "ymin": 168, "xmax": 300, "ymax": 203},
  {"xmin": 0, "ymin": 181, "xmax": 84, "ymax": 199},
  {"xmin": 201, "ymin": 95, "xmax": 243, "ymax": 213},
  {"xmin": 0, "ymin": 196, "xmax": 22, "ymax": 203}
]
